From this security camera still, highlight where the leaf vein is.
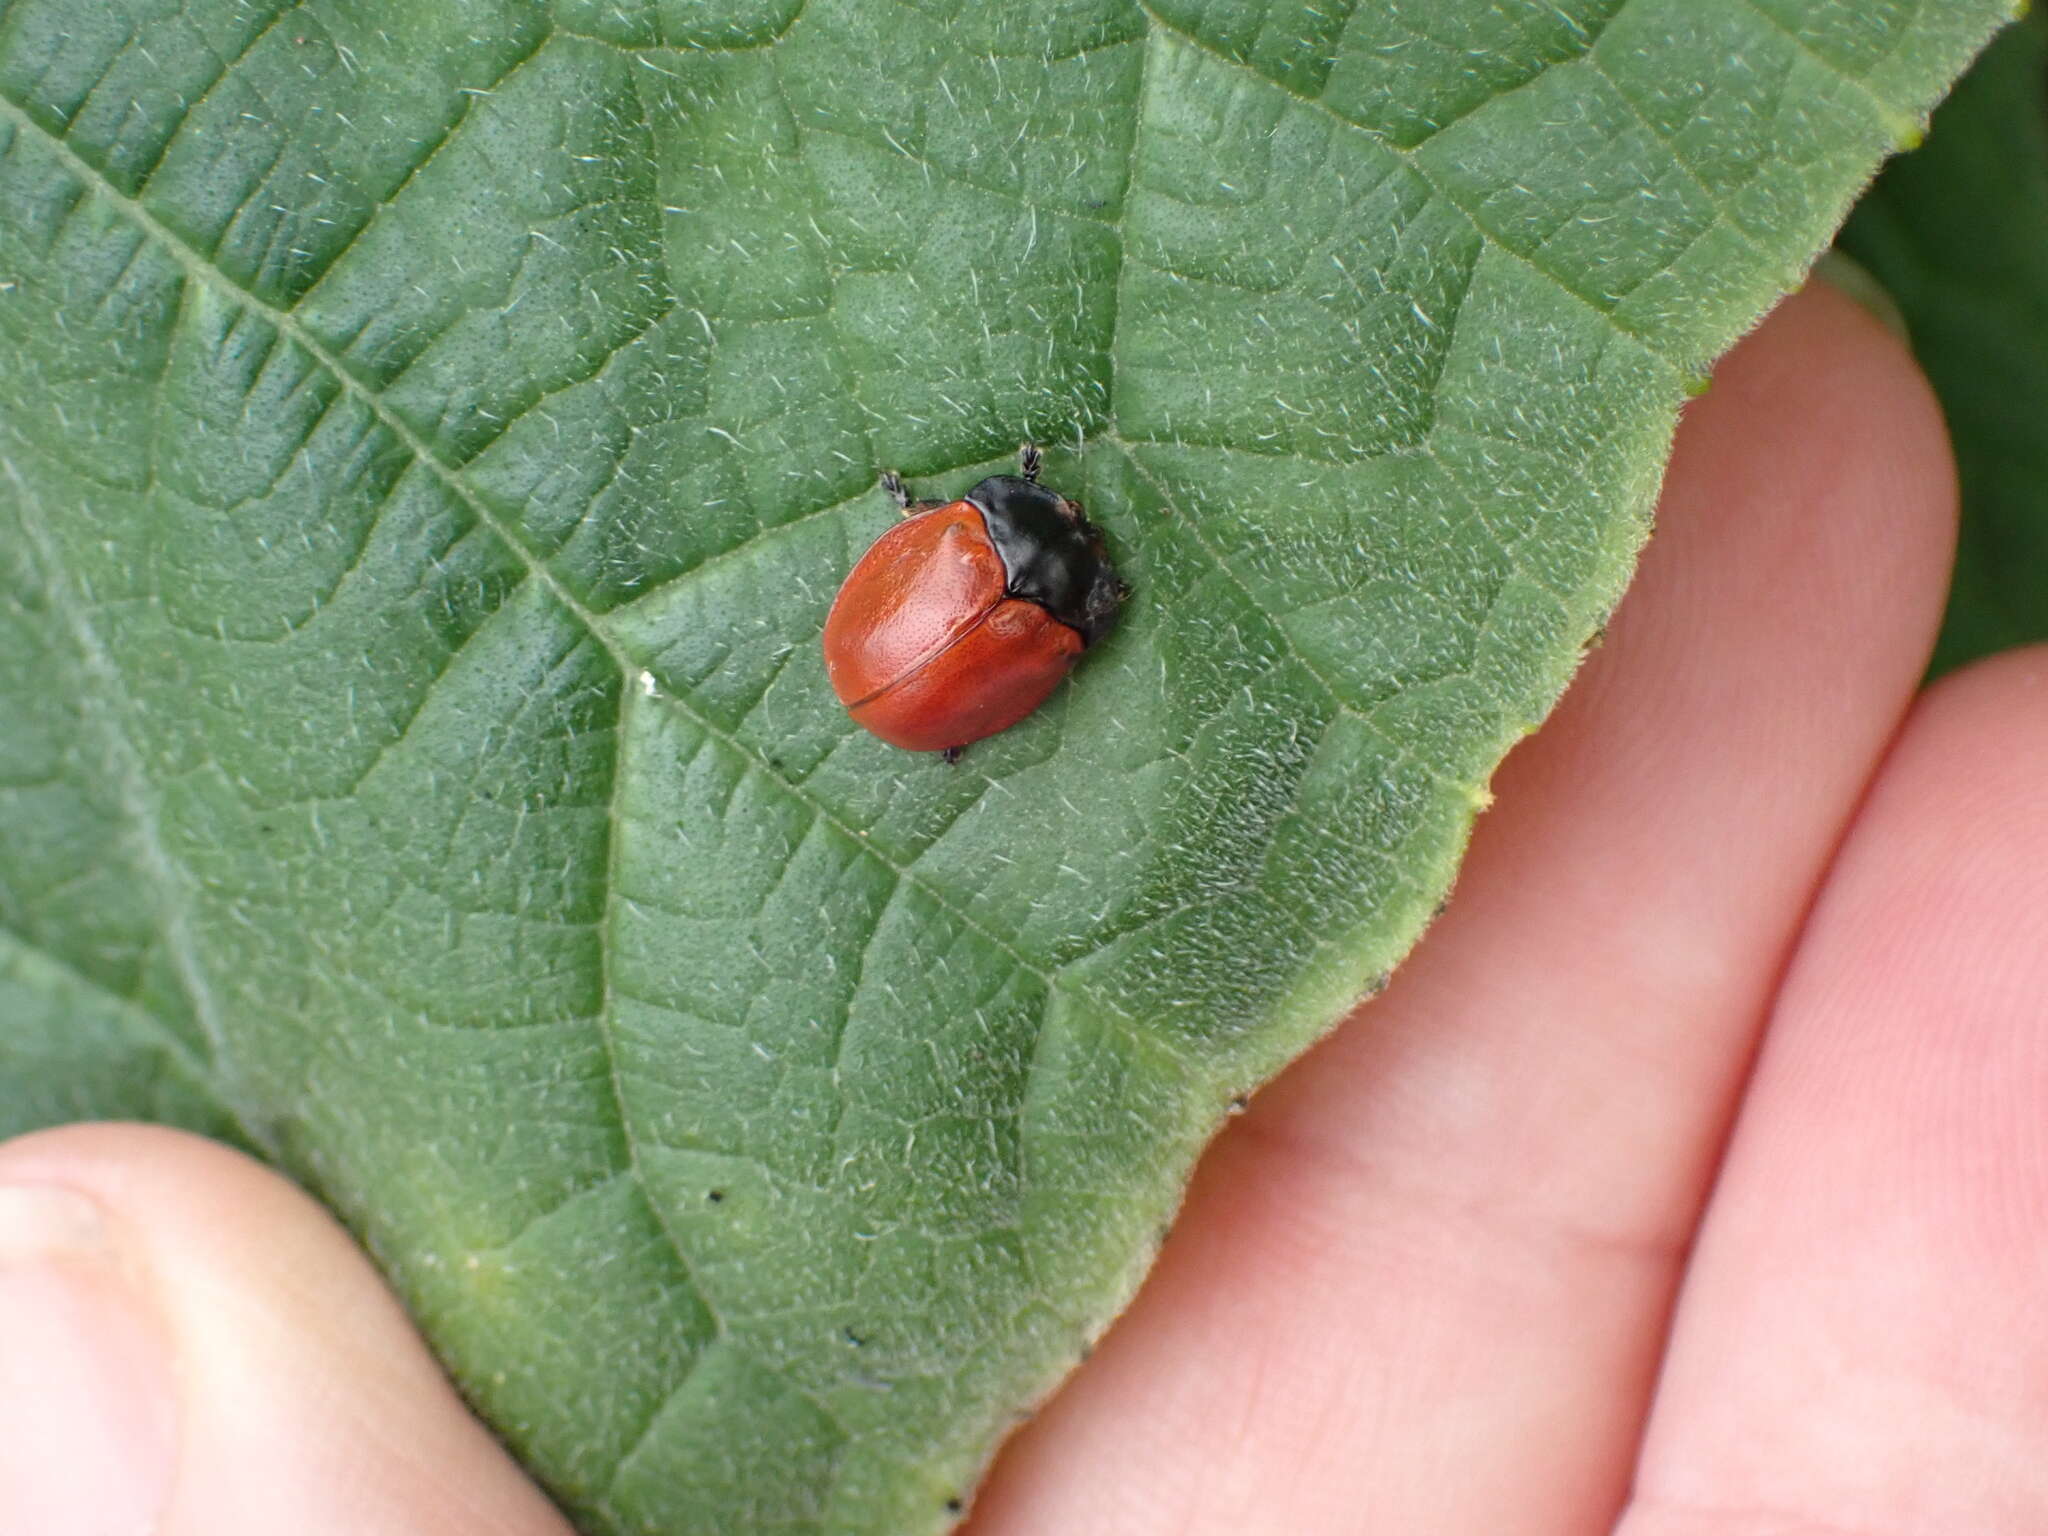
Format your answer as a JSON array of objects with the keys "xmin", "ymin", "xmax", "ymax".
[
  {"xmin": 1729, "ymin": 0, "xmax": 1919, "ymax": 137},
  {"xmin": 1, "ymin": 455, "xmax": 265, "ymax": 1147},
  {"xmin": 1133, "ymin": 3, "xmax": 1689, "ymax": 367}
]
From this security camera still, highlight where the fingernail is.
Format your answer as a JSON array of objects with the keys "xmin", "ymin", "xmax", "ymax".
[
  {"xmin": 1812, "ymin": 249, "xmax": 1912, "ymax": 345},
  {"xmin": 0, "ymin": 1183, "xmax": 179, "ymax": 1534}
]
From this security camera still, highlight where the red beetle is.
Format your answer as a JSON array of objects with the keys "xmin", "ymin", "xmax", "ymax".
[{"xmin": 823, "ymin": 445, "xmax": 1128, "ymax": 760}]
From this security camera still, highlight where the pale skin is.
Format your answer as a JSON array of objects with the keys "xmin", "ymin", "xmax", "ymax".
[{"xmin": 4, "ymin": 281, "xmax": 2046, "ymax": 1533}]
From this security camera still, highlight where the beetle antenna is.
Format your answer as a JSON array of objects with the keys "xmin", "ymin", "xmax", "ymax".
[
  {"xmin": 881, "ymin": 469, "xmax": 911, "ymax": 513},
  {"xmin": 1019, "ymin": 442, "xmax": 1042, "ymax": 483}
]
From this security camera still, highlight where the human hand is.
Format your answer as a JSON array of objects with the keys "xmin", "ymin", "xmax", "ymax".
[
  {"xmin": 969, "ymin": 279, "xmax": 2048, "ymax": 1533},
  {"xmin": 6, "ymin": 280, "xmax": 2039, "ymax": 1535}
]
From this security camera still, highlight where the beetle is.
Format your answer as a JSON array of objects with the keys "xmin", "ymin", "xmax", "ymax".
[{"xmin": 822, "ymin": 444, "xmax": 1129, "ymax": 761}]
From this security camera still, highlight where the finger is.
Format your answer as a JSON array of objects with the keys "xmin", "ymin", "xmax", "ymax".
[
  {"xmin": 1625, "ymin": 648, "xmax": 2048, "ymax": 1535},
  {"xmin": 0, "ymin": 1122, "xmax": 573, "ymax": 1536},
  {"xmin": 970, "ymin": 280, "xmax": 1956, "ymax": 1533}
]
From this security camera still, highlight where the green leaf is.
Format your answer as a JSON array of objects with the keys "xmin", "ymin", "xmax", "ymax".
[
  {"xmin": 0, "ymin": 1, "xmax": 2010, "ymax": 1529},
  {"xmin": 1839, "ymin": 5, "xmax": 2048, "ymax": 675}
]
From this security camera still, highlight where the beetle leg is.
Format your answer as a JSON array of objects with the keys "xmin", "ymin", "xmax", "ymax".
[
  {"xmin": 1019, "ymin": 442, "xmax": 1042, "ymax": 484},
  {"xmin": 940, "ymin": 745, "xmax": 964, "ymax": 766},
  {"xmin": 880, "ymin": 469, "xmax": 912, "ymax": 513}
]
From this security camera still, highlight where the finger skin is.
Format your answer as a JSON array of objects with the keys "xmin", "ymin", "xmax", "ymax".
[
  {"xmin": 968, "ymin": 283, "xmax": 1957, "ymax": 1533},
  {"xmin": 0, "ymin": 1123, "xmax": 574, "ymax": 1536},
  {"xmin": 1626, "ymin": 648, "xmax": 2048, "ymax": 1535}
]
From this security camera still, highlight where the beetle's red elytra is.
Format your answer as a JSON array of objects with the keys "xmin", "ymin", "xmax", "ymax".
[{"xmin": 822, "ymin": 446, "xmax": 1128, "ymax": 761}]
